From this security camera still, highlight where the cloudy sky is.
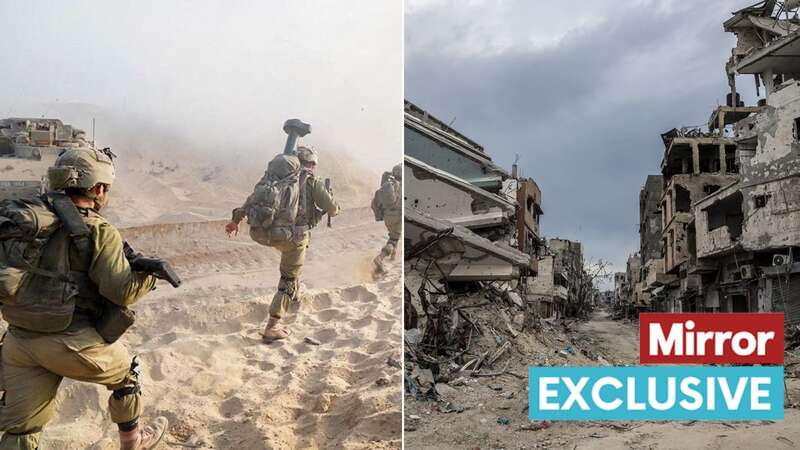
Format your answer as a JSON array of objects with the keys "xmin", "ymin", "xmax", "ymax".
[
  {"xmin": 0, "ymin": 1, "xmax": 401, "ymax": 170},
  {"xmin": 405, "ymin": 0, "xmax": 760, "ymax": 282}
]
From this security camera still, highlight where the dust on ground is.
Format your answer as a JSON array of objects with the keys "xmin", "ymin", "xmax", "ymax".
[{"xmin": 404, "ymin": 294, "xmax": 800, "ymax": 450}]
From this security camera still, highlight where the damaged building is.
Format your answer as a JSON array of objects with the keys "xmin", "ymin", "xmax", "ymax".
[
  {"xmin": 403, "ymin": 100, "xmax": 538, "ymax": 282},
  {"xmin": 404, "ymin": 100, "xmax": 591, "ymax": 321},
  {"xmin": 627, "ymin": 1, "xmax": 800, "ymax": 320}
]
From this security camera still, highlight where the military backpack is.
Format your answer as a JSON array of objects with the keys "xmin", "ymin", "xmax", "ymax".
[
  {"xmin": 0, "ymin": 193, "xmax": 91, "ymax": 332},
  {"xmin": 245, "ymin": 154, "xmax": 301, "ymax": 245},
  {"xmin": 371, "ymin": 174, "xmax": 401, "ymax": 222}
]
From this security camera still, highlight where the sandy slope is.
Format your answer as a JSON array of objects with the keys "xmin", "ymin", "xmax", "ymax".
[{"xmin": 37, "ymin": 209, "xmax": 401, "ymax": 449}]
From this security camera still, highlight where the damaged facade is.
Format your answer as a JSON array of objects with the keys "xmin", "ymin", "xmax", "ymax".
[
  {"xmin": 403, "ymin": 100, "xmax": 537, "ymax": 282},
  {"xmin": 404, "ymin": 100, "xmax": 590, "ymax": 320},
  {"xmin": 622, "ymin": 1, "xmax": 800, "ymax": 322}
]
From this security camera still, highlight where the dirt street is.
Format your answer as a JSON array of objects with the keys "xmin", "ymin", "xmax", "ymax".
[{"xmin": 405, "ymin": 308, "xmax": 800, "ymax": 450}]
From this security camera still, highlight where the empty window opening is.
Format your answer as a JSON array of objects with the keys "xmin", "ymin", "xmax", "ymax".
[
  {"xmin": 698, "ymin": 145, "xmax": 721, "ymax": 173},
  {"xmin": 725, "ymin": 145, "xmax": 739, "ymax": 174},
  {"xmin": 706, "ymin": 192, "xmax": 744, "ymax": 239},
  {"xmin": 754, "ymin": 194, "xmax": 771, "ymax": 208},
  {"xmin": 731, "ymin": 295, "xmax": 749, "ymax": 312},
  {"xmin": 675, "ymin": 185, "xmax": 691, "ymax": 212},
  {"xmin": 663, "ymin": 144, "xmax": 693, "ymax": 178},
  {"xmin": 704, "ymin": 184, "xmax": 721, "ymax": 195}
]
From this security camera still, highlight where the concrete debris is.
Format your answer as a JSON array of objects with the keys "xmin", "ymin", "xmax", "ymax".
[
  {"xmin": 505, "ymin": 291, "xmax": 524, "ymax": 308},
  {"xmin": 434, "ymin": 383, "xmax": 459, "ymax": 399},
  {"xmin": 438, "ymin": 402, "xmax": 465, "ymax": 414},
  {"xmin": 405, "ymin": 328, "xmax": 422, "ymax": 345},
  {"xmin": 303, "ymin": 336, "xmax": 321, "ymax": 346}
]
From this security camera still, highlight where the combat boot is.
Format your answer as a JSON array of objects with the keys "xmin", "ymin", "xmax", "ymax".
[
  {"xmin": 263, "ymin": 316, "xmax": 289, "ymax": 342},
  {"xmin": 372, "ymin": 254, "xmax": 386, "ymax": 279},
  {"xmin": 119, "ymin": 416, "xmax": 168, "ymax": 450}
]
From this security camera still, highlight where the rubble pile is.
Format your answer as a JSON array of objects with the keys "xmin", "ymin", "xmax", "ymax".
[{"xmin": 403, "ymin": 275, "xmax": 619, "ymax": 404}]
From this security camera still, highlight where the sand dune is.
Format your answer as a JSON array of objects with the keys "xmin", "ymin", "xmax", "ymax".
[{"xmin": 36, "ymin": 209, "xmax": 401, "ymax": 449}]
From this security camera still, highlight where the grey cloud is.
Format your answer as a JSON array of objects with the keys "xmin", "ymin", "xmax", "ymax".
[{"xmin": 406, "ymin": 0, "xmax": 756, "ymax": 281}]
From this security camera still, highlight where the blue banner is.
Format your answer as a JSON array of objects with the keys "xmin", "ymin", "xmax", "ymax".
[{"xmin": 528, "ymin": 366, "xmax": 784, "ymax": 420}]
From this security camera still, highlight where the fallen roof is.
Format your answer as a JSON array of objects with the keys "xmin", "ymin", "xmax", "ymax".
[
  {"xmin": 733, "ymin": 30, "xmax": 800, "ymax": 74},
  {"xmin": 405, "ymin": 206, "xmax": 531, "ymax": 268},
  {"xmin": 707, "ymin": 105, "xmax": 763, "ymax": 131}
]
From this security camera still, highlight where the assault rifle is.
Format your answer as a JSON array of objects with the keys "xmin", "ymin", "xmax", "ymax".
[{"xmin": 123, "ymin": 241, "xmax": 182, "ymax": 288}]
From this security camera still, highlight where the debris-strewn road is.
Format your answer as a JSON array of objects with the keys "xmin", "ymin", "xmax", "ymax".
[{"xmin": 405, "ymin": 308, "xmax": 800, "ymax": 450}]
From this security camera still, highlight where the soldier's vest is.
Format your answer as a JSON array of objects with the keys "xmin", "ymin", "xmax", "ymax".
[
  {"xmin": 0, "ymin": 193, "xmax": 101, "ymax": 332},
  {"xmin": 246, "ymin": 154, "xmax": 302, "ymax": 245},
  {"xmin": 371, "ymin": 175, "xmax": 401, "ymax": 221}
]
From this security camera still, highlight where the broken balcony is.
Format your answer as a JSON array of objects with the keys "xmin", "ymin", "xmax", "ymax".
[
  {"xmin": 404, "ymin": 206, "xmax": 532, "ymax": 281},
  {"xmin": 404, "ymin": 156, "xmax": 516, "ymax": 231}
]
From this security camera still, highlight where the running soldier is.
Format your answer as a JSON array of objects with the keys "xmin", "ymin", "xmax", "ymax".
[
  {"xmin": 371, "ymin": 163, "xmax": 402, "ymax": 278},
  {"xmin": 225, "ymin": 146, "xmax": 339, "ymax": 342}
]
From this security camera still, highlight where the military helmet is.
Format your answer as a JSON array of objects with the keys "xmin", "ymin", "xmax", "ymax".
[
  {"xmin": 47, "ymin": 147, "xmax": 115, "ymax": 191},
  {"xmin": 296, "ymin": 146, "xmax": 318, "ymax": 165},
  {"xmin": 392, "ymin": 163, "xmax": 402, "ymax": 180}
]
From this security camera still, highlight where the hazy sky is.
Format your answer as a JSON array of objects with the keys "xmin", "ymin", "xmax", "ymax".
[
  {"xmin": 405, "ymin": 0, "xmax": 760, "ymax": 281},
  {"xmin": 0, "ymin": 0, "xmax": 402, "ymax": 170}
]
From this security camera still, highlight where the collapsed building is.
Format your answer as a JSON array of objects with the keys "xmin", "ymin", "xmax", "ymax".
[
  {"xmin": 621, "ymin": 1, "xmax": 800, "ymax": 322},
  {"xmin": 403, "ymin": 100, "xmax": 538, "ymax": 281},
  {"xmin": 404, "ymin": 100, "xmax": 591, "ymax": 320}
]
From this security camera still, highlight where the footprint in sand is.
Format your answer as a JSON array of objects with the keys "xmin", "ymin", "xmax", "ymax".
[
  {"xmin": 342, "ymin": 286, "xmax": 379, "ymax": 303},
  {"xmin": 366, "ymin": 340, "xmax": 394, "ymax": 353},
  {"xmin": 310, "ymin": 292, "xmax": 333, "ymax": 310},
  {"xmin": 311, "ymin": 328, "xmax": 338, "ymax": 343},
  {"xmin": 349, "ymin": 315, "xmax": 375, "ymax": 329},
  {"xmin": 346, "ymin": 350, "xmax": 370, "ymax": 364},
  {"xmin": 315, "ymin": 308, "xmax": 344, "ymax": 322}
]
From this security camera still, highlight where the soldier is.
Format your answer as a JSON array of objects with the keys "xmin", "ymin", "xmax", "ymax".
[
  {"xmin": 0, "ymin": 148, "xmax": 168, "ymax": 450},
  {"xmin": 225, "ymin": 146, "xmax": 339, "ymax": 342},
  {"xmin": 371, "ymin": 163, "xmax": 402, "ymax": 277}
]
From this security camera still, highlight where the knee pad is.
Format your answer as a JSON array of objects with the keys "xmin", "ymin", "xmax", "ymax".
[{"xmin": 112, "ymin": 356, "xmax": 141, "ymax": 401}]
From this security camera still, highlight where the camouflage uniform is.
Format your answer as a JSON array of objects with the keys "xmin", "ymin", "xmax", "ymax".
[
  {"xmin": 0, "ymin": 209, "xmax": 157, "ymax": 450},
  {"xmin": 373, "ymin": 164, "xmax": 402, "ymax": 273},
  {"xmin": 232, "ymin": 169, "xmax": 338, "ymax": 319}
]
